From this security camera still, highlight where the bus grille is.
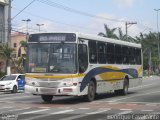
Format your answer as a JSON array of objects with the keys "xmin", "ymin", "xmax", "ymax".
[{"xmin": 37, "ymin": 81, "xmax": 61, "ymax": 88}]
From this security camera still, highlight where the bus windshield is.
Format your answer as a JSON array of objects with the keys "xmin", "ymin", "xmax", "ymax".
[{"xmin": 27, "ymin": 43, "xmax": 77, "ymax": 73}]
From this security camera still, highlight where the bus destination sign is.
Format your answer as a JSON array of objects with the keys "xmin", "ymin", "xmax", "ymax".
[
  {"xmin": 28, "ymin": 33, "xmax": 76, "ymax": 42},
  {"xmin": 39, "ymin": 35, "xmax": 66, "ymax": 42}
]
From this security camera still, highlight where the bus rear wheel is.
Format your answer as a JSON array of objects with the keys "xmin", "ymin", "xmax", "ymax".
[
  {"xmin": 41, "ymin": 95, "xmax": 53, "ymax": 103},
  {"xmin": 115, "ymin": 78, "xmax": 129, "ymax": 95},
  {"xmin": 84, "ymin": 81, "xmax": 96, "ymax": 102}
]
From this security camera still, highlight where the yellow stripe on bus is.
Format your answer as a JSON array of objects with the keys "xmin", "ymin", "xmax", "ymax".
[
  {"xmin": 25, "ymin": 74, "xmax": 85, "ymax": 79},
  {"xmin": 99, "ymin": 72, "xmax": 125, "ymax": 81}
]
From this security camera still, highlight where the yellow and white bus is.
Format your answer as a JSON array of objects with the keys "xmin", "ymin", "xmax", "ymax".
[{"xmin": 25, "ymin": 32, "xmax": 143, "ymax": 102}]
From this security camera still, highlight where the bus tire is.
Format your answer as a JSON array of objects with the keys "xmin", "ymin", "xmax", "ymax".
[
  {"xmin": 115, "ymin": 78, "xmax": 129, "ymax": 95},
  {"xmin": 84, "ymin": 81, "xmax": 96, "ymax": 102},
  {"xmin": 120, "ymin": 78, "xmax": 129, "ymax": 95},
  {"xmin": 41, "ymin": 95, "xmax": 53, "ymax": 103}
]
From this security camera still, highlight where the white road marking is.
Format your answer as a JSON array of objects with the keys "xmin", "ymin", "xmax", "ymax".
[
  {"xmin": 59, "ymin": 109, "xmax": 111, "ymax": 120},
  {"xmin": 21, "ymin": 109, "xmax": 49, "ymax": 114},
  {"xmin": 141, "ymin": 110, "xmax": 153, "ymax": 112},
  {"xmin": 8, "ymin": 107, "xmax": 31, "ymax": 112},
  {"xmin": 146, "ymin": 103, "xmax": 157, "ymax": 106},
  {"xmin": 86, "ymin": 109, "xmax": 111, "ymax": 115},
  {"xmin": 51, "ymin": 109, "xmax": 74, "ymax": 114},
  {"xmin": 117, "ymin": 111, "xmax": 133, "ymax": 115},
  {"xmin": 20, "ymin": 109, "xmax": 74, "ymax": 120},
  {"xmin": 79, "ymin": 108, "xmax": 90, "ymax": 110},
  {"xmin": 120, "ymin": 109, "xmax": 132, "ymax": 111}
]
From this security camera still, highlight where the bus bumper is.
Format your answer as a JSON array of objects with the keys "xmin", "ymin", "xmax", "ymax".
[{"xmin": 25, "ymin": 85, "xmax": 80, "ymax": 96}]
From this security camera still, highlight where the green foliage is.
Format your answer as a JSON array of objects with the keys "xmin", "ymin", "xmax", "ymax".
[
  {"xmin": 0, "ymin": 71, "xmax": 5, "ymax": 78},
  {"xmin": 0, "ymin": 43, "xmax": 15, "ymax": 73},
  {"xmin": 98, "ymin": 24, "xmax": 119, "ymax": 39}
]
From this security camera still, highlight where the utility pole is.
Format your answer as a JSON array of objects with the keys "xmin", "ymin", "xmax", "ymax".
[
  {"xmin": 8, "ymin": 0, "xmax": 11, "ymax": 46},
  {"xmin": 125, "ymin": 22, "xmax": 137, "ymax": 41},
  {"xmin": 6, "ymin": 0, "xmax": 12, "ymax": 75},
  {"xmin": 154, "ymin": 9, "xmax": 160, "ymax": 58}
]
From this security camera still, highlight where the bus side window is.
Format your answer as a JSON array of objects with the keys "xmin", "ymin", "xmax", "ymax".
[
  {"xmin": 78, "ymin": 44, "xmax": 88, "ymax": 73},
  {"xmin": 89, "ymin": 41, "xmax": 97, "ymax": 63}
]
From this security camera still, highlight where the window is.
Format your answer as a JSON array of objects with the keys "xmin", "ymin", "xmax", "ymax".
[
  {"xmin": 122, "ymin": 46, "xmax": 129, "ymax": 64},
  {"xmin": 14, "ymin": 43, "xmax": 17, "ymax": 48},
  {"xmin": 136, "ymin": 49, "xmax": 141, "ymax": 65},
  {"xmin": 97, "ymin": 42, "xmax": 106, "ymax": 64},
  {"xmin": 129, "ymin": 48, "xmax": 136, "ymax": 64},
  {"xmin": 78, "ymin": 44, "xmax": 88, "ymax": 73},
  {"xmin": 89, "ymin": 41, "xmax": 97, "ymax": 63},
  {"xmin": 106, "ymin": 43, "xmax": 115, "ymax": 64},
  {"xmin": 115, "ymin": 45, "xmax": 122, "ymax": 64},
  {"xmin": 0, "ymin": 5, "xmax": 4, "ymax": 43}
]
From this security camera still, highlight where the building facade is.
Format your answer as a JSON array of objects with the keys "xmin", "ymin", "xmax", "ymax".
[
  {"xmin": 11, "ymin": 32, "xmax": 26, "ymax": 59},
  {"xmin": 0, "ymin": 0, "xmax": 9, "ymax": 73},
  {"xmin": 0, "ymin": 0, "xmax": 9, "ymax": 43}
]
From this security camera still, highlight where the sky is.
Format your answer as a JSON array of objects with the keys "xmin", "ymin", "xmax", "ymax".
[{"xmin": 11, "ymin": 0, "xmax": 160, "ymax": 37}]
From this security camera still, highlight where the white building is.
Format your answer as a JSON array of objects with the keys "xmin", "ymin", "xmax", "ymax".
[
  {"xmin": 0, "ymin": 0, "xmax": 9, "ymax": 73},
  {"xmin": 0, "ymin": 0, "xmax": 9, "ymax": 43}
]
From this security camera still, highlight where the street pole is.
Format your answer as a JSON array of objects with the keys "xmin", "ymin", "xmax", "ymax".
[
  {"xmin": 125, "ymin": 22, "xmax": 137, "ymax": 41},
  {"xmin": 154, "ymin": 9, "xmax": 160, "ymax": 59},
  {"xmin": 8, "ymin": 0, "xmax": 11, "ymax": 46},
  {"xmin": 36, "ymin": 24, "xmax": 44, "ymax": 32},
  {"xmin": 7, "ymin": 0, "xmax": 12, "ymax": 75},
  {"xmin": 22, "ymin": 19, "xmax": 31, "ymax": 40}
]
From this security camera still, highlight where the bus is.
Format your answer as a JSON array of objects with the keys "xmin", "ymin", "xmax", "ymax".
[{"xmin": 25, "ymin": 32, "xmax": 143, "ymax": 102}]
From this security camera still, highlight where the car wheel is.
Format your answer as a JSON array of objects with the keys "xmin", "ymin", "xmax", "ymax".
[{"xmin": 11, "ymin": 86, "xmax": 17, "ymax": 93}]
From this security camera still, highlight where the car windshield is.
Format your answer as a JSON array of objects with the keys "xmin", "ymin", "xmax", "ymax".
[
  {"xmin": 0, "ymin": 75, "xmax": 17, "ymax": 81},
  {"xmin": 27, "ymin": 43, "xmax": 77, "ymax": 73}
]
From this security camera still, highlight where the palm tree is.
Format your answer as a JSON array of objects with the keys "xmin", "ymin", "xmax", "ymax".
[
  {"xmin": 0, "ymin": 43, "xmax": 15, "ymax": 73},
  {"xmin": 117, "ymin": 27, "xmax": 124, "ymax": 40},
  {"xmin": 19, "ymin": 40, "xmax": 27, "ymax": 51},
  {"xmin": 98, "ymin": 24, "xmax": 118, "ymax": 39},
  {"xmin": 16, "ymin": 40, "xmax": 27, "ymax": 73}
]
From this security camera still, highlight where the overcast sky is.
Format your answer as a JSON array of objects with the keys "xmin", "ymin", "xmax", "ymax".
[{"xmin": 11, "ymin": 0, "xmax": 160, "ymax": 37}]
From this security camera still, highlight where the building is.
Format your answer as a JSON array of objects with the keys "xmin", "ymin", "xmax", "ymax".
[
  {"xmin": 11, "ymin": 32, "xmax": 26, "ymax": 59},
  {"xmin": 0, "ymin": 0, "xmax": 9, "ymax": 43},
  {"xmin": 0, "ymin": 0, "xmax": 9, "ymax": 73}
]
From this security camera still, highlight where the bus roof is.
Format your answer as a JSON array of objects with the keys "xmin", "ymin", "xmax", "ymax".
[
  {"xmin": 28, "ymin": 32, "xmax": 141, "ymax": 48},
  {"xmin": 76, "ymin": 32, "xmax": 141, "ymax": 48}
]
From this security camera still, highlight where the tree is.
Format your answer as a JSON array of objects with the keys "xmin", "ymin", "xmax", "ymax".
[
  {"xmin": 16, "ymin": 40, "xmax": 27, "ymax": 73},
  {"xmin": 19, "ymin": 40, "xmax": 27, "ymax": 51},
  {"xmin": 117, "ymin": 27, "xmax": 125, "ymax": 40},
  {"xmin": 98, "ymin": 24, "xmax": 118, "ymax": 39},
  {"xmin": 0, "ymin": 43, "xmax": 15, "ymax": 73}
]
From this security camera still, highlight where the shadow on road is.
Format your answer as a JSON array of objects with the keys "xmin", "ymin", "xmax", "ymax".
[{"xmin": 37, "ymin": 92, "xmax": 136, "ymax": 105}]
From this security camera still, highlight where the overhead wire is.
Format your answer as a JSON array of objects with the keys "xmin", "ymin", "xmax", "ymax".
[
  {"xmin": 36, "ymin": 0, "xmax": 125, "ymax": 23},
  {"xmin": 12, "ymin": 0, "xmax": 36, "ymax": 20},
  {"xmin": 11, "ymin": 7, "xmax": 97, "ymax": 31}
]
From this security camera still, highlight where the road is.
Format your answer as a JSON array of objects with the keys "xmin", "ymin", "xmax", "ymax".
[{"xmin": 0, "ymin": 76, "xmax": 160, "ymax": 120}]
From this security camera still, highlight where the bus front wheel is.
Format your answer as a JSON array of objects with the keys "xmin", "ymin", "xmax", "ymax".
[{"xmin": 41, "ymin": 95, "xmax": 53, "ymax": 103}]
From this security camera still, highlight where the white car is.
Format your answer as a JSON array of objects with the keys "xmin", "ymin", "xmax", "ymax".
[{"xmin": 0, "ymin": 74, "xmax": 25, "ymax": 93}]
